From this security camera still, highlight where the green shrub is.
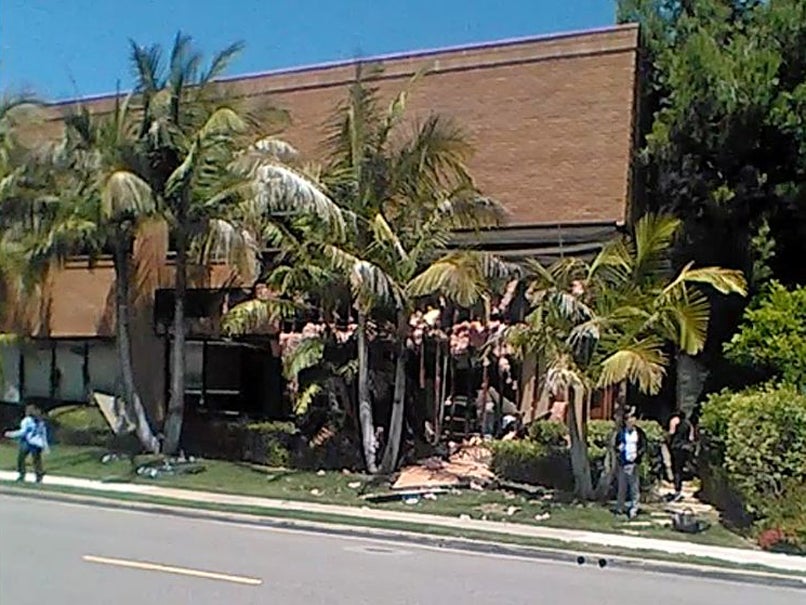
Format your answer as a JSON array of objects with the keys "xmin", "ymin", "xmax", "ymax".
[
  {"xmin": 700, "ymin": 384, "xmax": 806, "ymax": 537},
  {"xmin": 515, "ymin": 418, "xmax": 665, "ymax": 492},
  {"xmin": 49, "ymin": 405, "xmax": 111, "ymax": 446},
  {"xmin": 182, "ymin": 418, "xmax": 298, "ymax": 467},
  {"xmin": 701, "ymin": 384, "xmax": 806, "ymax": 513},
  {"xmin": 724, "ymin": 282, "xmax": 806, "ymax": 385},
  {"xmin": 586, "ymin": 419, "xmax": 665, "ymax": 490},
  {"xmin": 528, "ymin": 420, "xmax": 568, "ymax": 450},
  {"xmin": 585, "ymin": 420, "xmax": 616, "ymax": 463},
  {"xmin": 759, "ymin": 480, "xmax": 806, "ymax": 553},
  {"xmin": 699, "ymin": 389, "xmax": 739, "ymax": 464},
  {"xmin": 242, "ymin": 421, "xmax": 297, "ymax": 467},
  {"xmin": 490, "ymin": 440, "xmax": 572, "ymax": 490}
]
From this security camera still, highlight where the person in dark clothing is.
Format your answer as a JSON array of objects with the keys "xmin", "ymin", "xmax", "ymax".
[
  {"xmin": 614, "ymin": 413, "xmax": 647, "ymax": 519},
  {"xmin": 668, "ymin": 411, "xmax": 695, "ymax": 501},
  {"xmin": 4, "ymin": 404, "xmax": 49, "ymax": 482}
]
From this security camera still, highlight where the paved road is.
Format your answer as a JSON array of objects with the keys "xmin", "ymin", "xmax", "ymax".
[{"xmin": 0, "ymin": 495, "xmax": 802, "ymax": 605}]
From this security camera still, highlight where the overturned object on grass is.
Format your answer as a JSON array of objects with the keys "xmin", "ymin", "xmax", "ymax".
[
  {"xmin": 93, "ymin": 392, "xmax": 135, "ymax": 435},
  {"xmin": 392, "ymin": 438, "xmax": 494, "ymax": 490},
  {"xmin": 670, "ymin": 508, "xmax": 711, "ymax": 534},
  {"xmin": 136, "ymin": 457, "xmax": 206, "ymax": 479}
]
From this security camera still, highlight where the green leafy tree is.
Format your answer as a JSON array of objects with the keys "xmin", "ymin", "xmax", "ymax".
[
  {"xmin": 725, "ymin": 282, "xmax": 806, "ymax": 387},
  {"xmin": 617, "ymin": 0, "xmax": 806, "ymax": 386}
]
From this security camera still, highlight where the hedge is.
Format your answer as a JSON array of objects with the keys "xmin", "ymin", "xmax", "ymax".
[
  {"xmin": 700, "ymin": 384, "xmax": 806, "ymax": 552},
  {"xmin": 182, "ymin": 416, "xmax": 298, "ymax": 467},
  {"xmin": 48, "ymin": 405, "xmax": 113, "ymax": 447},
  {"xmin": 493, "ymin": 419, "xmax": 665, "ymax": 493},
  {"xmin": 490, "ymin": 439, "xmax": 573, "ymax": 490}
]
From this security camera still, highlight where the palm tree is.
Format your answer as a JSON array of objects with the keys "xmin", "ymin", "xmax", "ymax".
[
  {"xmin": 225, "ymin": 68, "xmax": 507, "ymax": 473},
  {"xmin": 508, "ymin": 213, "xmax": 747, "ymax": 499},
  {"xmin": 60, "ymin": 96, "xmax": 161, "ymax": 452},
  {"xmin": 0, "ymin": 95, "xmax": 47, "ymax": 333},
  {"xmin": 322, "ymin": 66, "xmax": 506, "ymax": 473},
  {"xmin": 129, "ymin": 33, "xmax": 347, "ymax": 454}
]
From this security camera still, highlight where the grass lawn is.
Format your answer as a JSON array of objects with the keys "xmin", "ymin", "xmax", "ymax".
[{"xmin": 0, "ymin": 441, "xmax": 751, "ymax": 550}]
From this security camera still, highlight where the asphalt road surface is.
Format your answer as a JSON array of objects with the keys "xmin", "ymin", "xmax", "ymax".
[{"xmin": 0, "ymin": 495, "xmax": 802, "ymax": 605}]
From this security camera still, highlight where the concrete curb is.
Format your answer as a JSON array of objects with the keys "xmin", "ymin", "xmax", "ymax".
[{"xmin": 2, "ymin": 485, "xmax": 804, "ymax": 591}]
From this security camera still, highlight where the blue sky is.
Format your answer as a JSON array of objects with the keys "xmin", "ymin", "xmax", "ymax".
[{"xmin": 1, "ymin": 0, "xmax": 616, "ymax": 101}]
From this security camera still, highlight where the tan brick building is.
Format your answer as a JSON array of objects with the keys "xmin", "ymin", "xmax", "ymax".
[{"xmin": 0, "ymin": 24, "xmax": 640, "ymax": 424}]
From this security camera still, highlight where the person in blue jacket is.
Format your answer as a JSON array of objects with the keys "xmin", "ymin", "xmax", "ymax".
[
  {"xmin": 4, "ymin": 404, "xmax": 50, "ymax": 482},
  {"xmin": 614, "ymin": 412, "xmax": 646, "ymax": 519}
]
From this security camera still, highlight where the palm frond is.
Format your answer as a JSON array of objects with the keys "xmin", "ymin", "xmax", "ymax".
[
  {"xmin": 198, "ymin": 106, "xmax": 248, "ymax": 140},
  {"xmin": 222, "ymin": 298, "xmax": 297, "ymax": 335},
  {"xmin": 325, "ymin": 244, "xmax": 401, "ymax": 309},
  {"xmin": 436, "ymin": 192, "xmax": 505, "ymax": 230},
  {"xmin": 252, "ymin": 163, "xmax": 346, "ymax": 238},
  {"xmin": 395, "ymin": 114, "xmax": 474, "ymax": 194},
  {"xmin": 283, "ymin": 336, "xmax": 325, "ymax": 380},
  {"xmin": 201, "ymin": 218, "xmax": 258, "ymax": 281},
  {"xmin": 370, "ymin": 213, "xmax": 408, "ymax": 262},
  {"xmin": 664, "ymin": 288, "xmax": 711, "ymax": 355},
  {"xmin": 597, "ymin": 338, "xmax": 668, "ymax": 395},
  {"xmin": 129, "ymin": 40, "xmax": 162, "ymax": 94},
  {"xmin": 102, "ymin": 170, "xmax": 155, "ymax": 220},
  {"xmin": 663, "ymin": 262, "xmax": 748, "ymax": 298},
  {"xmin": 589, "ymin": 237, "xmax": 633, "ymax": 284},
  {"xmin": 377, "ymin": 65, "xmax": 429, "ymax": 148},
  {"xmin": 405, "ymin": 252, "xmax": 512, "ymax": 308},
  {"xmin": 294, "ymin": 383, "xmax": 322, "ymax": 415},
  {"xmin": 248, "ymin": 137, "xmax": 300, "ymax": 164},
  {"xmin": 200, "ymin": 41, "xmax": 245, "ymax": 86},
  {"xmin": 168, "ymin": 32, "xmax": 201, "ymax": 93},
  {"xmin": 632, "ymin": 213, "xmax": 680, "ymax": 280}
]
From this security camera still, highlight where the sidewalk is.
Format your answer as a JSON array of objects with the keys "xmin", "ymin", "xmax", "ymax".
[{"xmin": 2, "ymin": 470, "xmax": 805, "ymax": 574}]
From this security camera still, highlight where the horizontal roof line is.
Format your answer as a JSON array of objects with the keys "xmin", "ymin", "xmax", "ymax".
[
  {"xmin": 223, "ymin": 23, "xmax": 638, "ymax": 85},
  {"xmin": 48, "ymin": 23, "xmax": 637, "ymax": 108}
]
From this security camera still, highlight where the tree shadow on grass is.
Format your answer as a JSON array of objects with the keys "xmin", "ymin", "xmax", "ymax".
[
  {"xmin": 232, "ymin": 461, "xmax": 294, "ymax": 483},
  {"xmin": 46, "ymin": 449, "xmax": 108, "ymax": 471}
]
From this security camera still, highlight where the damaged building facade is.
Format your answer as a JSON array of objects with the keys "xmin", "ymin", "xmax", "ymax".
[{"xmin": 0, "ymin": 24, "xmax": 641, "ymax": 428}]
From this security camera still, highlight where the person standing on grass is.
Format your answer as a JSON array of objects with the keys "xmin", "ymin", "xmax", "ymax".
[
  {"xmin": 615, "ymin": 412, "xmax": 646, "ymax": 519},
  {"xmin": 4, "ymin": 404, "xmax": 49, "ymax": 483},
  {"xmin": 668, "ymin": 411, "xmax": 695, "ymax": 501}
]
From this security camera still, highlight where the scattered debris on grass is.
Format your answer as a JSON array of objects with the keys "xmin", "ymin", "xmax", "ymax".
[
  {"xmin": 391, "ymin": 437, "xmax": 494, "ymax": 491},
  {"xmin": 135, "ymin": 457, "xmax": 205, "ymax": 479},
  {"xmin": 362, "ymin": 488, "xmax": 450, "ymax": 503}
]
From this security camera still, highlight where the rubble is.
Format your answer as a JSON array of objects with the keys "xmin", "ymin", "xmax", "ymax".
[
  {"xmin": 391, "ymin": 437, "xmax": 494, "ymax": 491},
  {"xmin": 135, "ymin": 457, "xmax": 205, "ymax": 479}
]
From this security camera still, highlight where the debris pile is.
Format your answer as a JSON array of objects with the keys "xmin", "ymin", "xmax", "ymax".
[
  {"xmin": 391, "ymin": 437, "xmax": 494, "ymax": 491},
  {"xmin": 135, "ymin": 456, "xmax": 206, "ymax": 479}
]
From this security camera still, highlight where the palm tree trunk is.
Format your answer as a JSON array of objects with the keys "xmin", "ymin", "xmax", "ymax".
[
  {"xmin": 357, "ymin": 310, "xmax": 377, "ymax": 473},
  {"xmin": 567, "ymin": 384, "xmax": 594, "ymax": 500},
  {"xmin": 380, "ymin": 311, "xmax": 408, "ymax": 473},
  {"xmin": 163, "ymin": 224, "xmax": 188, "ymax": 455},
  {"xmin": 113, "ymin": 235, "xmax": 159, "ymax": 454}
]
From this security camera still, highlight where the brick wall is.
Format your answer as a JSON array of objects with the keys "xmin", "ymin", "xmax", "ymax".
[{"xmin": 48, "ymin": 24, "xmax": 639, "ymax": 226}]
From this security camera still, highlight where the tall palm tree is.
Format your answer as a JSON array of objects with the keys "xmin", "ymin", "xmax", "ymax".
[
  {"xmin": 508, "ymin": 213, "xmax": 747, "ymax": 499},
  {"xmin": 60, "ymin": 96, "xmax": 161, "ymax": 452},
  {"xmin": 129, "ymin": 33, "xmax": 347, "ymax": 454},
  {"xmin": 225, "ymin": 68, "xmax": 507, "ymax": 473},
  {"xmin": 322, "ymin": 66, "xmax": 506, "ymax": 473}
]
